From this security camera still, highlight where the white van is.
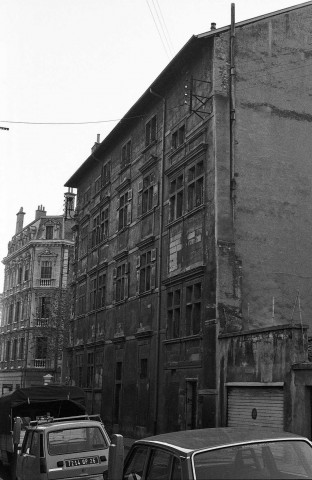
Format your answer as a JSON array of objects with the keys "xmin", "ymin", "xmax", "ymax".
[{"xmin": 16, "ymin": 415, "xmax": 110, "ymax": 480}]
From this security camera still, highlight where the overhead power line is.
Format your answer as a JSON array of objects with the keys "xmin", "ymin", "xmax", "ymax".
[{"xmin": 146, "ymin": 0, "xmax": 174, "ymax": 59}]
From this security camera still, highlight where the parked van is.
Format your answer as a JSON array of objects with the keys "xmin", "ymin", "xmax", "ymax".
[{"xmin": 15, "ymin": 415, "xmax": 110, "ymax": 480}]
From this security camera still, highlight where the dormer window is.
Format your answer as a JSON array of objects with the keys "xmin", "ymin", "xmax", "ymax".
[{"xmin": 46, "ymin": 226, "xmax": 53, "ymax": 240}]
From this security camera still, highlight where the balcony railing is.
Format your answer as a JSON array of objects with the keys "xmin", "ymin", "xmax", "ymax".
[
  {"xmin": 36, "ymin": 279, "xmax": 56, "ymax": 287},
  {"xmin": 33, "ymin": 358, "xmax": 51, "ymax": 368},
  {"xmin": 36, "ymin": 318, "xmax": 49, "ymax": 327}
]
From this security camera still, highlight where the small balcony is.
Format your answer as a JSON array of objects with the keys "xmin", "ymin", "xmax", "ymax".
[
  {"xmin": 36, "ymin": 318, "xmax": 49, "ymax": 327},
  {"xmin": 36, "ymin": 279, "xmax": 56, "ymax": 287},
  {"xmin": 33, "ymin": 358, "xmax": 52, "ymax": 368}
]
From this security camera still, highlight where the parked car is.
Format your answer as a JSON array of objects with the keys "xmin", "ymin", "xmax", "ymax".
[
  {"xmin": 16, "ymin": 415, "xmax": 110, "ymax": 480},
  {"xmin": 107, "ymin": 428, "xmax": 312, "ymax": 479}
]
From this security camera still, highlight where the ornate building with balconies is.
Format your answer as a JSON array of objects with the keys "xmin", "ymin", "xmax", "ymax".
[{"xmin": 0, "ymin": 197, "xmax": 75, "ymax": 392}]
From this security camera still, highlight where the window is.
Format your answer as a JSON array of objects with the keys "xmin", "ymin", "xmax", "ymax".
[
  {"xmin": 24, "ymin": 265, "xmax": 29, "ymax": 282},
  {"xmin": 78, "ymin": 282, "xmax": 86, "ymax": 315},
  {"xmin": 138, "ymin": 173, "xmax": 158, "ymax": 216},
  {"xmin": 76, "ymin": 354, "xmax": 83, "ymax": 387},
  {"xmin": 19, "ymin": 337, "xmax": 25, "ymax": 360},
  {"xmin": 12, "ymin": 339, "xmax": 17, "ymax": 360},
  {"xmin": 8, "ymin": 304, "xmax": 14, "ymax": 324},
  {"xmin": 138, "ymin": 249, "xmax": 156, "ymax": 293},
  {"xmin": 140, "ymin": 358, "xmax": 148, "ymax": 379},
  {"xmin": 6, "ymin": 341, "xmax": 10, "ymax": 361},
  {"xmin": 167, "ymin": 282, "xmax": 201, "ymax": 339},
  {"xmin": 187, "ymin": 158, "xmax": 204, "ymax": 211},
  {"xmin": 87, "ymin": 352, "xmax": 94, "ymax": 388},
  {"xmin": 185, "ymin": 282, "xmax": 202, "ymax": 335},
  {"xmin": 98, "ymin": 271, "xmax": 106, "ymax": 308},
  {"xmin": 118, "ymin": 190, "xmax": 132, "ymax": 231},
  {"xmin": 145, "ymin": 115, "xmax": 157, "ymax": 147},
  {"xmin": 46, "ymin": 225, "xmax": 53, "ymax": 240},
  {"xmin": 124, "ymin": 446, "xmax": 149, "ymax": 480},
  {"xmin": 18, "ymin": 267, "xmax": 23, "ymax": 284},
  {"xmin": 95, "ymin": 351, "xmax": 103, "ymax": 389},
  {"xmin": 172, "ymin": 124, "xmax": 185, "ymax": 150},
  {"xmin": 102, "ymin": 160, "xmax": 111, "ymax": 186},
  {"xmin": 169, "ymin": 174, "xmax": 184, "ymax": 221},
  {"xmin": 39, "ymin": 297, "xmax": 51, "ymax": 318},
  {"xmin": 114, "ymin": 262, "xmax": 129, "ymax": 302},
  {"xmin": 89, "ymin": 276, "xmax": 97, "ymax": 311},
  {"xmin": 121, "ymin": 140, "xmax": 131, "ymax": 168},
  {"xmin": 167, "ymin": 288, "xmax": 181, "ymax": 339},
  {"xmin": 147, "ymin": 450, "xmax": 182, "ymax": 480},
  {"xmin": 15, "ymin": 301, "xmax": 20, "ymax": 323},
  {"xmin": 36, "ymin": 337, "xmax": 47, "ymax": 359},
  {"xmin": 94, "ymin": 175, "xmax": 101, "ymax": 195},
  {"xmin": 41, "ymin": 261, "xmax": 52, "ymax": 279},
  {"xmin": 91, "ymin": 207, "xmax": 108, "ymax": 248},
  {"xmin": 83, "ymin": 188, "xmax": 91, "ymax": 206},
  {"xmin": 100, "ymin": 207, "xmax": 109, "ymax": 241},
  {"xmin": 91, "ymin": 214, "xmax": 100, "ymax": 248},
  {"xmin": 114, "ymin": 362, "xmax": 123, "ymax": 423},
  {"xmin": 79, "ymin": 223, "xmax": 89, "ymax": 258}
]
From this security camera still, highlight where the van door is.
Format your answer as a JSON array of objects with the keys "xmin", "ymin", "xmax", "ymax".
[{"xmin": 17, "ymin": 430, "xmax": 41, "ymax": 480}]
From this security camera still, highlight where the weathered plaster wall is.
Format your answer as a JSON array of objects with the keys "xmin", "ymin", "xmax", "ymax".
[{"xmin": 233, "ymin": 7, "xmax": 312, "ymax": 330}]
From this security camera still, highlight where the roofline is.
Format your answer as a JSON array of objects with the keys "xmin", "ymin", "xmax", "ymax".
[
  {"xmin": 197, "ymin": 0, "xmax": 312, "ymax": 39},
  {"xmin": 65, "ymin": 0, "xmax": 312, "ymax": 187}
]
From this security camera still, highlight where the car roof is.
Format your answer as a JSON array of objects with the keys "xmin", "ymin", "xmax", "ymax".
[{"xmin": 134, "ymin": 428, "xmax": 308, "ymax": 454}]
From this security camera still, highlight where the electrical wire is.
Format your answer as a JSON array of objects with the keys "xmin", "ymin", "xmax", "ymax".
[
  {"xmin": 150, "ymin": 0, "xmax": 175, "ymax": 56},
  {"xmin": 146, "ymin": 0, "xmax": 172, "ymax": 60}
]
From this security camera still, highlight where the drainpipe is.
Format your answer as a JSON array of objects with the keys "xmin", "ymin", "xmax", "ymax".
[
  {"xmin": 149, "ymin": 88, "xmax": 166, "ymax": 435},
  {"xmin": 230, "ymin": 3, "xmax": 236, "ymax": 223}
]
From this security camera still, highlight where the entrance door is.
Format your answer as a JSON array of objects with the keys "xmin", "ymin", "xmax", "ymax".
[{"xmin": 185, "ymin": 380, "xmax": 197, "ymax": 430}]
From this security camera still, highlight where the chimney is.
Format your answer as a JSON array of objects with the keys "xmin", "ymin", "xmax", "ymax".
[
  {"xmin": 16, "ymin": 207, "xmax": 25, "ymax": 234},
  {"xmin": 35, "ymin": 205, "xmax": 47, "ymax": 220},
  {"xmin": 91, "ymin": 134, "xmax": 100, "ymax": 153},
  {"xmin": 211, "ymin": 22, "xmax": 216, "ymax": 30},
  {"xmin": 64, "ymin": 188, "xmax": 76, "ymax": 219}
]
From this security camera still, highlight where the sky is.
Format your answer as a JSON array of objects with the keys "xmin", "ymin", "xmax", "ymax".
[{"xmin": 0, "ymin": 0, "xmax": 308, "ymax": 289}]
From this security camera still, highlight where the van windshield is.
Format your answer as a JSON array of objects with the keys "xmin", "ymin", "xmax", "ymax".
[{"xmin": 48, "ymin": 426, "xmax": 108, "ymax": 455}]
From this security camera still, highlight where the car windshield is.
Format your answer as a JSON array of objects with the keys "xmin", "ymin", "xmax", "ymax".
[
  {"xmin": 193, "ymin": 440, "xmax": 312, "ymax": 479},
  {"xmin": 48, "ymin": 426, "xmax": 108, "ymax": 455}
]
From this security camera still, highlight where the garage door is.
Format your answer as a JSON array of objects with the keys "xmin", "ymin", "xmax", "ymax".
[{"xmin": 227, "ymin": 386, "xmax": 284, "ymax": 429}]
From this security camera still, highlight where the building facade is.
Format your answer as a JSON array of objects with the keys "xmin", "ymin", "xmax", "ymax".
[
  {"xmin": 0, "ymin": 199, "xmax": 75, "ymax": 392},
  {"xmin": 65, "ymin": 2, "xmax": 312, "ymax": 438}
]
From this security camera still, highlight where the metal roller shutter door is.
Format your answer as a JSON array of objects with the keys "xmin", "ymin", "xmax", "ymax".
[{"xmin": 227, "ymin": 386, "xmax": 284, "ymax": 429}]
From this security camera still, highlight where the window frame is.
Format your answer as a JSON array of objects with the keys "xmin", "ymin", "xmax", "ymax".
[
  {"xmin": 145, "ymin": 115, "xmax": 157, "ymax": 147},
  {"xmin": 121, "ymin": 139, "xmax": 132, "ymax": 169}
]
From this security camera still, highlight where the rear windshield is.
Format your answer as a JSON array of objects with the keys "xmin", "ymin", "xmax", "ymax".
[
  {"xmin": 48, "ymin": 426, "xmax": 108, "ymax": 456},
  {"xmin": 193, "ymin": 440, "xmax": 312, "ymax": 479}
]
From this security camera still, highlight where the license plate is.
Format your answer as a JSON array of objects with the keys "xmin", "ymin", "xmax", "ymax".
[{"xmin": 65, "ymin": 456, "xmax": 99, "ymax": 467}]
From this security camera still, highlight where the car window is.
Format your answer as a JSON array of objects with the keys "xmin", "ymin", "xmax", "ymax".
[
  {"xmin": 193, "ymin": 440, "xmax": 312, "ymax": 479},
  {"xmin": 22, "ymin": 431, "xmax": 33, "ymax": 454},
  {"xmin": 29, "ymin": 431, "xmax": 40, "ymax": 456},
  {"xmin": 146, "ymin": 449, "xmax": 180, "ymax": 480},
  {"xmin": 123, "ymin": 445, "xmax": 149, "ymax": 480},
  {"xmin": 48, "ymin": 426, "xmax": 108, "ymax": 455}
]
